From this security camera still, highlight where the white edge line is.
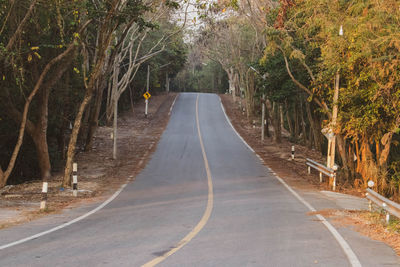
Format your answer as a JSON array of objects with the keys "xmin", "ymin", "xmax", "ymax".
[
  {"xmin": 0, "ymin": 95, "xmax": 179, "ymax": 250},
  {"xmin": 0, "ymin": 183, "xmax": 128, "ymax": 251},
  {"xmin": 218, "ymin": 95, "xmax": 362, "ymax": 267},
  {"xmin": 168, "ymin": 94, "xmax": 179, "ymax": 116},
  {"xmin": 219, "ymin": 101, "xmax": 255, "ymax": 153},
  {"xmin": 0, "ymin": 93, "xmax": 183, "ymax": 251}
]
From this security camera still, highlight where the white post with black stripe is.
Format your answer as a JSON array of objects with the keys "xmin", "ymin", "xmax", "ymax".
[
  {"xmin": 40, "ymin": 182, "xmax": 48, "ymax": 210},
  {"xmin": 291, "ymin": 146, "xmax": 295, "ymax": 160},
  {"xmin": 72, "ymin": 163, "xmax": 78, "ymax": 197}
]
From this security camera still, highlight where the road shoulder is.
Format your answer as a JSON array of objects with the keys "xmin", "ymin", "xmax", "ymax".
[
  {"xmin": 220, "ymin": 94, "xmax": 400, "ymax": 260},
  {"xmin": 0, "ymin": 93, "xmax": 177, "ymax": 230}
]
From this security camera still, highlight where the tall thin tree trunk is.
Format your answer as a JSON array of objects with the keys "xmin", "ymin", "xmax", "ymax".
[
  {"xmin": 63, "ymin": 90, "xmax": 94, "ymax": 187},
  {"xmin": 306, "ymin": 101, "xmax": 322, "ymax": 151},
  {"xmin": 85, "ymin": 81, "xmax": 106, "ymax": 151},
  {"xmin": 294, "ymin": 103, "xmax": 300, "ymax": 139},
  {"xmin": 32, "ymin": 83, "xmax": 51, "ymax": 179},
  {"xmin": 336, "ymin": 134, "xmax": 350, "ymax": 182},
  {"xmin": 265, "ymin": 99, "xmax": 272, "ymax": 138},
  {"xmin": 273, "ymin": 102, "xmax": 282, "ymax": 143},
  {"xmin": 32, "ymin": 130, "xmax": 51, "ymax": 179},
  {"xmin": 299, "ymin": 100, "xmax": 308, "ymax": 145},
  {"xmin": 285, "ymin": 101, "xmax": 294, "ymax": 138},
  {"xmin": 129, "ymin": 85, "xmax": 135, "ymax": 115},
  {"xmin": 113, "ymin": 98, "xmax": 118, "ymax": 160}
]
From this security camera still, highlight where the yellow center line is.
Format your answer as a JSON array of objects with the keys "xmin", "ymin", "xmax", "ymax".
[{"xmin": 142, "ymin": 94, "xmax": 214, "ymax": 267}]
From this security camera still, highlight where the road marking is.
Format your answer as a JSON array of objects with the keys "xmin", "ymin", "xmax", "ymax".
[
  {"xmin": 0, "ymin": 183, "xmax": 128, "ymax": 251},
  {"xmin": 219, "ymin": 95, "xmax": 362, "ymax": 267},
  {"xmin": 168, "ymin": 94, "xmax": 179, "ymax": 116},
  {"xmin": 0, "ymin": 99, "xmax": 171, "ymax": 250},
  {"xmin": 142, "ymin": 94, "xmax": 214, "ymax": 267},
  {"xmin": 219, "ymin": 101, "xmax": 255, "ymax": 153}
]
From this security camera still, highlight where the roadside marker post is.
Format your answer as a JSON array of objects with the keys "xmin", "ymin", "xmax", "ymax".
[
  {"xmin": 332, "ymin": 164, "xmax": 338, "ymax": 191},
  {"xmin": 291, "ymin": 146, "xmax": 295, "ymax": 160},
  {"xmin": 143, "ymin": 92, "xmax": 151, "ymax": 117},
  {"xmin": 145, "ymin": 65, "xmax": 150, "ymax": 117},
  {"xmin": 40, "ymin": 182, "xmax": 48, "ymax": 210},
  {"xmin": 72, "ymin": 163, "xmax": 78, "ymax": 197},
  {"xmin": 261, "ymin": 94, "xmax": 265, "ymax": 141},
  {"xmin": 367, "ymin": 180, "xmax": 374, "ymax": 211},
  {"xmin": 382, "ymin": 203, "xmax": 390, "ymax": 224}
]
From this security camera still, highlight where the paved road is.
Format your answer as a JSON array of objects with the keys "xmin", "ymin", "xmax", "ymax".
[{"xmin": 0, "ymin": 93, "xmax": 399, "ymax": 266}]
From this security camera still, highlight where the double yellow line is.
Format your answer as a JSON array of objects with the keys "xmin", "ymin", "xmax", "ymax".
[{"xmin": 142, "ymin": 94, "xmax": 214, "ymax": 267}]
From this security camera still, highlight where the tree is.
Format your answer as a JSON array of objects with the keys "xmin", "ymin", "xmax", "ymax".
[{"xmin": 0, "ymin": 0, "xmax": 85, "ymax": 187}]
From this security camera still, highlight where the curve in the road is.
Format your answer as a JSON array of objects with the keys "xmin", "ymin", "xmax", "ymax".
[{"xmin": 142, "ymin": 94, "xmax": 214, "ymax": 267}]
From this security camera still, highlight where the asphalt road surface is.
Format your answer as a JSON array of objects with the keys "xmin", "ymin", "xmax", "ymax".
[{"xmin": 0, "ymin": 93, "xmax": 399, "ymax": 266}]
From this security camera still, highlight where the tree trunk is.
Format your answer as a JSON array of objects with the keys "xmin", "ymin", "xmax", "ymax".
[
  {"xmin": 227, "ymin": 68, "xmax": 236, "ymax": 102},
  {"xmin": 299, "ymin": 99, "xmax": 308, "ymax": 145},
  {"xmin": 285, "ymin": 101, "xmax": 294, "ymax": 138},
  {"xmin": 245, "ymin": 71, "xmax": 255, "ymax": 118},
  {"xmin": 359, "ymin": 137, "xmax": 374, "ymax": 187},
  {"xmin": 85, "ymin": 81, "xmax": 106, "ymax": 151},
  {"xmin": 336, "ymin": 134, "xmax": 350, "ymax": 182},
  {"xmin": 62, "ymin": 13, "xmax": 114, "ymax": 187},
  {"xmin": 378, "ymin": 133, "xmax": 394, "ymax": 168},
  {"xmin": 29, "ymin": 82, "xmax": 51, "ymax": 179},
  {"xmin": 294, "ymin": 103, "xmax": 300, "ymax": 139},
  {"xmin": 58, "ymin": 71, "xmax": 71, "ymax": 159},
  {"xmin": 346, "ymin": 142, "xmax": 356, "ymax": 182},
  {"xmin": 129, "ymin": 85, "xmax": 135, "ymax": 114},
  {"xmin": 265, "ymin": 98, "xmax": 272, "ymax": 138},
  {"xmin": 234, "ymin": 72, "xmax": 240, "ymax": 102},
  {"xmin": 0, "ymin": 168, "xmax": 5, "ymax": 188},
  {"xmin": 273, "ymin": 102, "xmax": 282, "ymax": 143},
  {"xmin": 113, "ymin": 98, "xmax": 118, "ymax": 160},
  {"xmin": 306, "ymin": 101, "xmax": 322, "ymax": 151},
  {"xmin": 32, "ymin": 130, "xmax": 51, "ymax": 179},
  {"xmin": 63, "ymin": 90, "xmax": 94, "ymax": 187}
]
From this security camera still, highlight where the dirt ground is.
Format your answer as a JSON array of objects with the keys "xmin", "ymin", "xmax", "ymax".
[
  {"xmin": 0, "ymin": 93, "xmax": 177, "ymax": 229},
  {"xmin": 220, "ymin": 94, "xmax": 400, "ymax": 255}
]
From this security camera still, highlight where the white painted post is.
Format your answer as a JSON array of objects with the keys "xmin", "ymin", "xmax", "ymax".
[
  {"xmin": 367, "ymin": 180, "xmax": 374, "ymax": 211},
  {"xmin": 166, "ymin": 72, "xmax": 170, "ymax": 93},
  {"xmin": 332, "ymin": 165, "xmax": 338, "ymax": 191},
  {"xmin": 72, "ymin": 163, "xmax": 78, "ymax": 197},
  {"xmin": 319, "ymin": 172, "xmax": 323, "ymax": 183},
  {"xmin": 40, "ymin": 182, "xmax": 48, "ymax": 210},
  {"xmin": 332, "ymin": 173, "xmax": 336, "ymax": 191},
  {"xmin": 307, "ymin": 166, "xmax": 311, "ymax": 174},
  {"xmin": 145, "ymin": 65, "xmax": 149, "ymax": 117},
  {"xmin": 382, "ymin": 203, "xmax": 390, "ymax": 224},
  {"xmin": 253, "ymin": 120, "xmax": 256, "ymax": 129},
  {"xmin": 291, "ymin": 146, "xmax": 295, "ymax": 160},
  {"xmin": 113, "ymin": 99, "xmax": 118, "ymax": 160},
  {"xmin": 261, "ymin": 94, "xmax": 265, "ymax": 141}
]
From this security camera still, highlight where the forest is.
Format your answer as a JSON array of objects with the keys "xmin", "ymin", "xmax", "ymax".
[
  {"xmin": 1, "ymin": 0, "xmax": 400, "ymax": 201},
  {"xmin": 179, "ymin": 0, "xmax": 400, "ymax": 200},
  {"xmin": 0, "ymin": 0, "xmax": 187, "ymax": 188}
]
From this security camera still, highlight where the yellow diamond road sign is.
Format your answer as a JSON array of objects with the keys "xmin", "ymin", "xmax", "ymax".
[{"xmin": 143, "ymin": 92, "xmax": 151, "ymax": 100}]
